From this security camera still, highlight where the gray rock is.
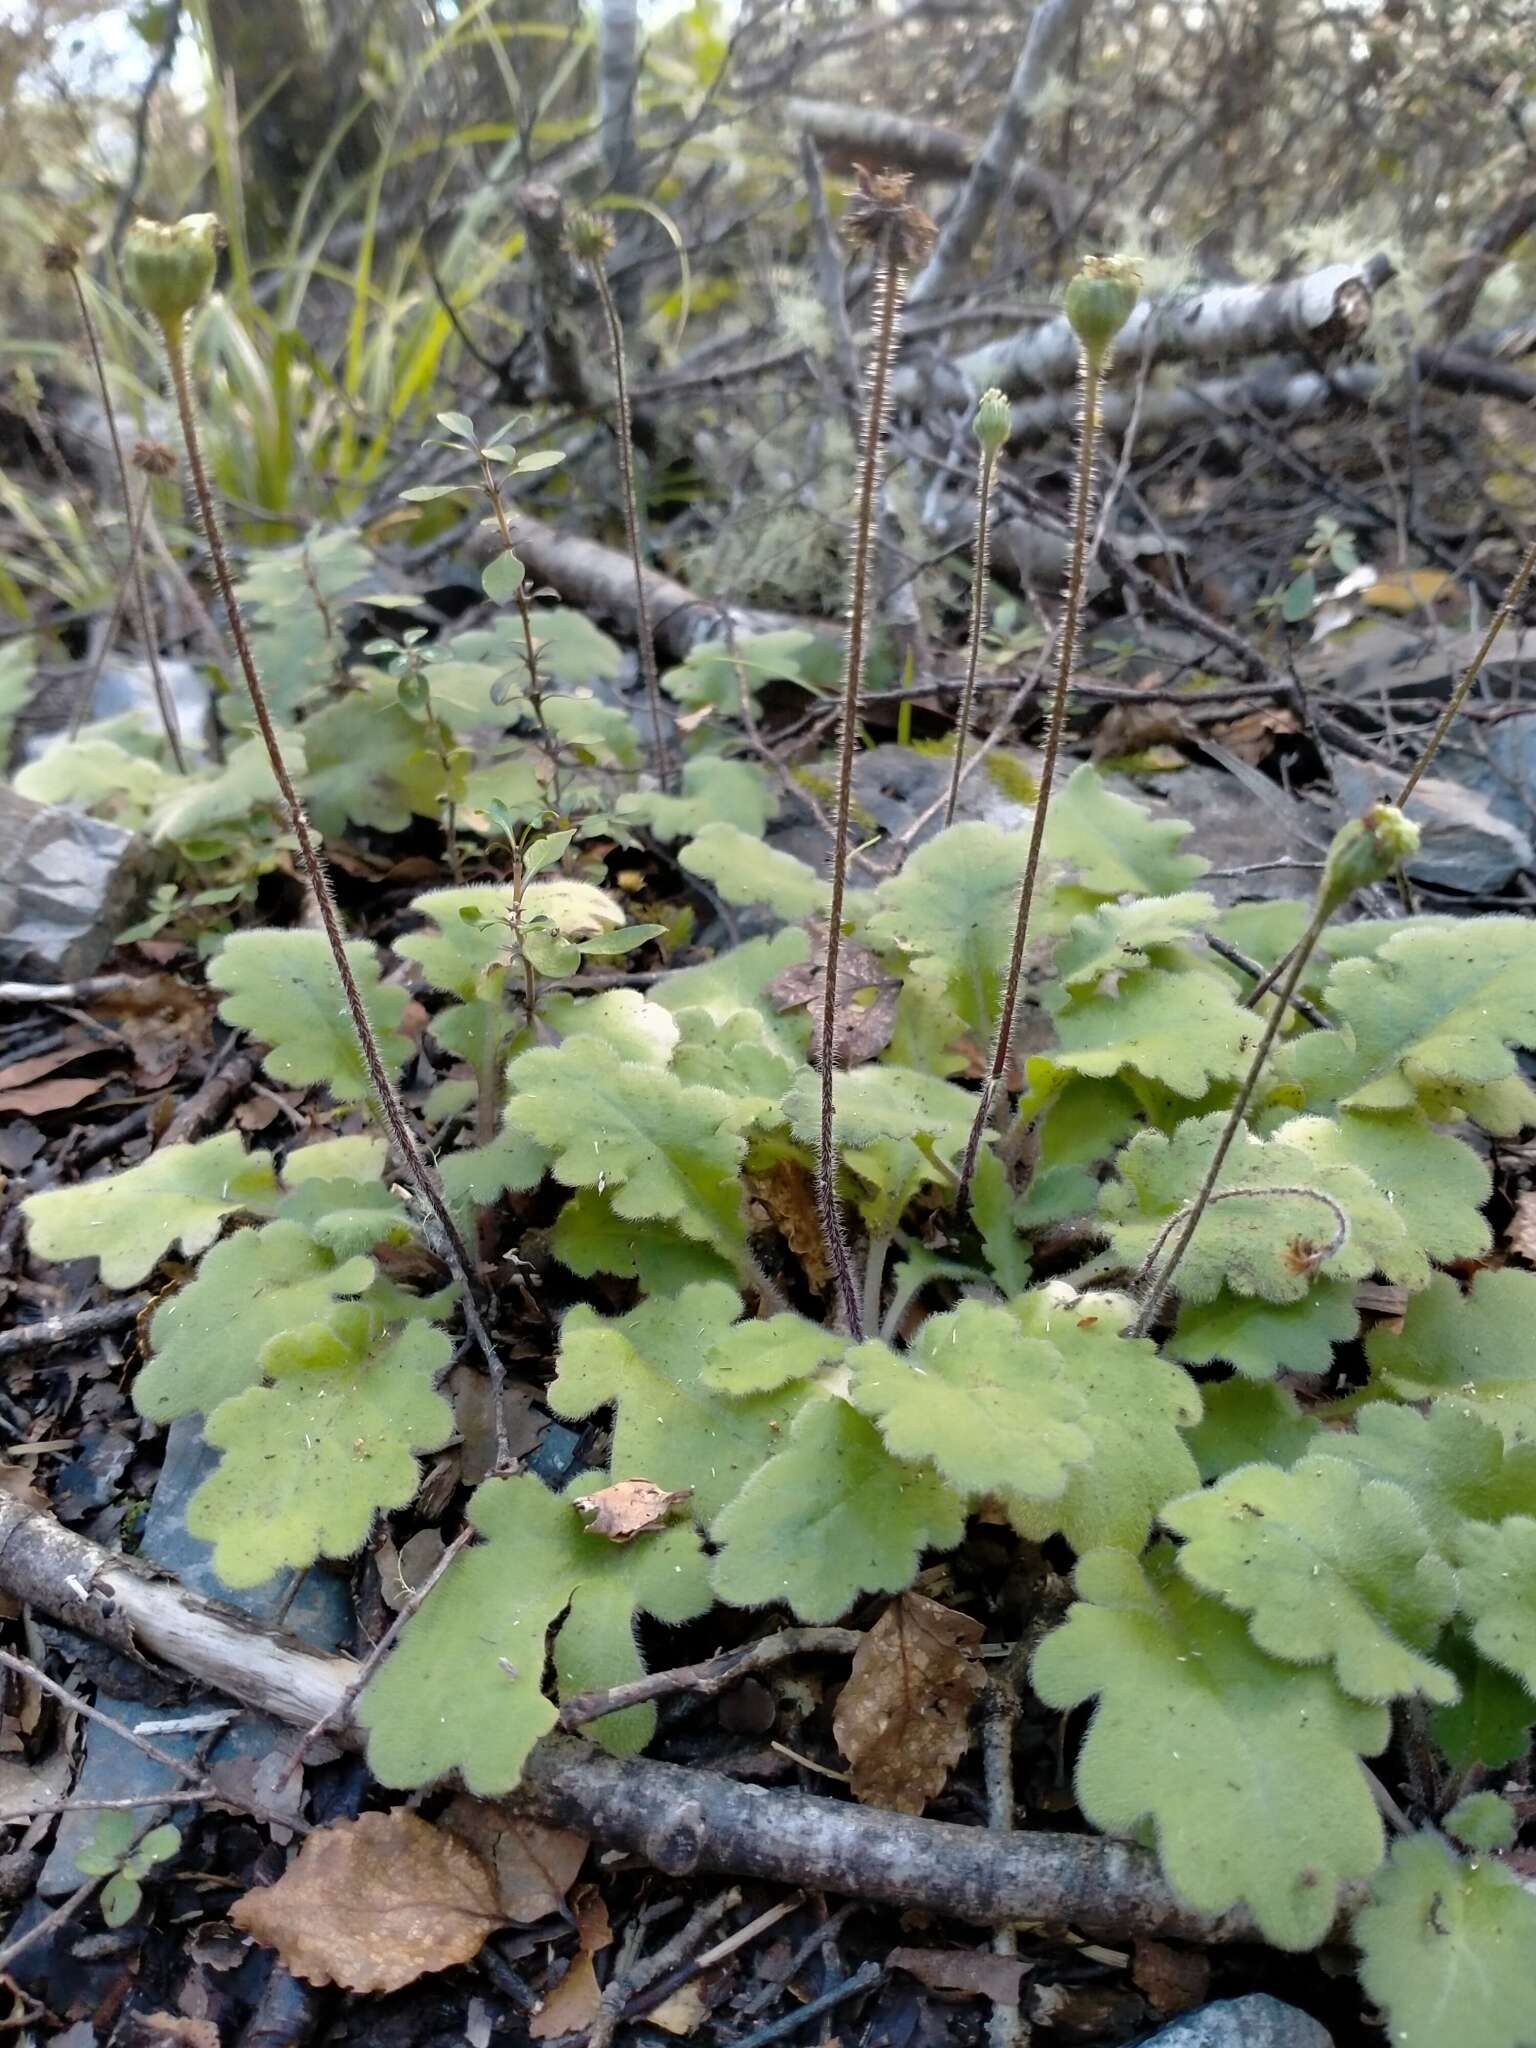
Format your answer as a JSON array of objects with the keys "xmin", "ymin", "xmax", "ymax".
[
  {"xmin": 1443, "ymin": 709, "xmax": 1536, "ymax": 844},
  {"xmin": 0, "ymin": 787, "xmax": 152, "ymax": 980},
  {"xmin": 1138, "ymin": 763, "xmax": 1329, "ymax": 905},
  {"xmin": 1333, "ymin": 755, "xmax": 1533, "ymax": 894},
  {"xmin": 1137, "ymin": 1993, "xmax": 1334, "ymax": 2048}
]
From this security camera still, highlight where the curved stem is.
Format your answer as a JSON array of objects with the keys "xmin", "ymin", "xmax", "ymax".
[
  {"xmin": 943, "ymin": 443, "xmax": 998, "ymax": 828},
  {"xmin": 1396, "ymin": 532, "xmax": 1536, "ymax": 805},
  {"xmin": 71, "ymin": 270, "xmax": 186, "ymax": 772},
  {"xmin": 1127, "ymin": 899, "xmax": 1331, "ymax": 1339},
  {"xmin": 588, "ymin": 260, "xmax": 674, "ymax": 793},
  {"xmin": 816, "ymin": 250, "xmax": 906, "ymax": 1337},
  {"xmin": 162, "ymin": 319, "xmax": 509, "ymax": 1459},
  {"xmin": 957, "ymin": 350, "xmax": 1103, "ymax": 1207}
]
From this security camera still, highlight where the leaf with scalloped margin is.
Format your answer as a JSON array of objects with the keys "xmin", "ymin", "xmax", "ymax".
[
  {"xmin": 1308, "ymin": 1401, "xmax": 1536, "ymax": 1560},
  {"xmin": 654, "ymin": 928, "xmax": 812, "ymax": 1057},
  {"xmin": 23, "ymin": 1134, "xmax": 278, "ymax": 1290},
  {"xmin": 1011, "ymin": 1074, "xmax": 1141, "ymax": 1232},
  {"xmin": 135, "ymin": 1220, "xmax": 375, "ymax": 1422},
  {"xmin": 1004, "ymin": 1287, "xmax": 1201, "ymax": 1553},
  {"xmin": 1457, "ymin": 1517, "xmax": 1536, "ymax": 1694},
  {"xmin": 710, "ymin": 1395, "xmax": 966, "ymax": 1623},
  {"xmin": 1357, "ymin": 1829, "xmax": 1536, "ymax": 2048},
  {"xmin": 847, "ymin": 1299, "xmax": 1090, "ymax": 1502},
  {"xmin": 1170, "ymin": 1280, "xmax": 1360, "ymax": 1380},
  {"xmin": 186, "ymin": 1310, "xmax": 454, "ymax": 1588},
  {"xmin": 863, "ymin": 823, "xmax": 1032, "ymax": 1041},
  {"xmin": 210, "ymin": 931, "xmax": 411, "ymax": 1104},
  {"xmin": 284, "ymin": 1136, "xmax": 388, "ymax": 1185},
  {"xmin": 1430, "ymin": 1630, "xmax": 1535, "ymax": 1771},
  {"xmin": 1032, "ymin": 1544, "xmax": 1387, "ymax": 1950},
  {"xmin": 699, "ymin": 1313, "xmax": 848, "ymax": 1396},
  {"xmin": 1043, "ymin": 765, "xmax": 1209, "ymax": 904},
  {"xmin": 679, "ymin": 824, "xmax": 829, "ymax": 920},
  {"xmin": 1288, "ymin": 919, "xmax": 1536, "ymax": 1127},
  {"xmin": 1162, "ymin": 1454, "xmax": 1457, "ymax": 1704},
  {"xmin": 360, "ymin": 1474, "xmax": 707, "ymax": 1793},
  {"xmin": 548, "ymin": 1188, "xmax": 736, "ymax": 1293},
  {"xmin": 1275, "ymin": 1110, "xmax": 1491, "ymax": 1270},
  {"xmin": 549, "ymin": 1283, "xmax": 804, "ymax": 1524},
  {"xmin": 438, "ymin": 1125, "xmax": 547, "ymax": 1219},
  {"xmin": 621, "ymin": 756, "xmax": 774, "ymax": 842},
  {"xmin": 503, "ymin": 1038, "xmax": 748, "ymax": 1261},
  {"xmin": 302, "ymin": 684, "xmax": 450, "ymax": 836},
  {"xmin": 399, "ymin": 880, "xmax": 627, "ymax": 1000},
  {"xmin": 1099, "ymin": 1112, "xmax": 1417, "ymax": 1304},
  {"xmin": 670, "ymin": 1008, "xmax": 798, "ymax": 1125},
  {"xmin": 662, "ymin": 629, "xmax": 818, "ymax": 712},
  {"xmin": 1367, "ymin": 1271, "xmax": 1536, "ymax": 1444},
  {"xmin": 784, "ymin": 1063, "xmax": 975, "ymax": 1232},
  {"xmin": 1187, "ymin": 1380, "xmax": 1317, "ymax": 1482},
  {"xmin": 542, "ymin": 988, "xmax": 678, "ymax": 1067},
  {"xmin": 1041, "ymin": 968, "xmax": 1255, "ymax": 1099},
  {"xmin": 275, "ymin": 1176, "xmax": 411, "ymax": 1260},
  {"xmin": 1054, "ymin": 892, "xmax": 1219, "ymax": 989}
]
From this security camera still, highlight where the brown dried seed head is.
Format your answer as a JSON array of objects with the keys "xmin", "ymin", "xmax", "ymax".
[
  {"xmin": 132, "ymin": 438, "xmax": 178, "ymax": 479},
  {"xmin": 43, "ymin": 241, "xmax": 81, "ymax": 275},
  {"xmin": 842, "ymin": 166, "xmax": 936, "ymax": 269}
]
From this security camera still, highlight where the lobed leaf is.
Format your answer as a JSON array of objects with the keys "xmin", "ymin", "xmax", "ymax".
[
  {"xmin": 210, "ymin": 931, "xmax": 411, "ymax": 1104},
  {"xmin": 1367, "ymin": 1270, "xmax": 1536, "ymax": 1443}
]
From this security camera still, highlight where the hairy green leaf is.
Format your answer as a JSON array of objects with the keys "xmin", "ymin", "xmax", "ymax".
[
  {"xmin": 1430, "ymin": 1631, "xmax": 1535, "ymax": 1771},
  {"xmin": 548, "ymin": 1188, "xmax": 737, "ymax": 1292},
  {"xmin": 1458, "ymin": 1517, "xmax": 1536, "ymax": 1693},
  {"xmin": 679, "ymin": 823, "xmax": 830, "ymax": 919},
  {"xmin": 1041, "ymin": 967, "xmax": 1255, "ymax": 1098},
  {"xmin": 302, "ymin": 681, "xmax": 450, "ymax": 836},
  {"xmin": 1308, "ymin": 1400, "xmax": 1536, "ymax": 1559},
  {"xmin": 1054, "ymin": 892, "xmax": 1219, "ymax": 989},
  {"xmin": 1367, "ymin": 1271, "xmax": 1536, "ymax": 1443},
  {"xmin": 210, "ymin": 931, "xmax": 411, "ymax": 1103},
  {"xmin": 1043, "ymin": 765, "xmax": 1209, "ymax": 903},
  {"xmin": 864, "ymin": 823, "xmax": 1031, "ymax": 1042},
  {"xmin": 1170, "ymin": 1281, "xmax": 1360, "ymax": 1380},
  {"xmin": 621, "ymin": 756, "xmax": 774, "ymax": 842},
  {"xmin": 699, "ymin": 1312, "xmax": 848, "ymax": 1395},
  {"xmin": 1187, "ymin": 1380, "xmax": 1318, "ymax": 1482}
]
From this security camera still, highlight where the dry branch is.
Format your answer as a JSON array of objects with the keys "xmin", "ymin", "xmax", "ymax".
[{"xmin": 0, "ymin": 1492, "xmax": 1303, "ymax": 1943}]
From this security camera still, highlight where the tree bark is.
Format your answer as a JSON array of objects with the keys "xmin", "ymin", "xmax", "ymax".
[{"xmin": 0, "ymin": 1491, "xmax": 1305, "ymax": 1943}]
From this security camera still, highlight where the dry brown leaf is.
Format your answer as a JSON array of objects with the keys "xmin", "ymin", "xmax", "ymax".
[
  {"xmin": 832, "ymin": 1592, "xmax": 986, "ymax": 1815},
  {"xmin": 0, "ymin": 1073, "xmax": 109, "ymax": 1117},
  {"xmin": 571, "ymin": 1882, "xmax": 612, "ymax": 1953},
  {"xmin": 91, "ymin": 973, "xmax": 211, "ymax": 1086},
  {"xmin": 229, "ymin": 1808, "xmax": 503, "ymax": 1993},
  {"xmin": 1131, "ymin": 1938, "xmax": 1210, "ymax": 2015},
  {"xmin": 125, "ymin": 2018, "xmax": 221, "ymax": 2048},
  {"xmin": 746, "ymin": 1157, "xmax": 830, "ymax": 1288},
  {"xmin": 442, "ymin": 1796, "xmax": 589, "ymax": 1923},
  {"xmin": 530, "ymin": 1952, "xmax": 601, "ymax": 2039},
  {"xmin": 0, "ymin": 1038, "xmax": 100, "ymax": 1093},
  {"xmin": 575, "ymin": 1478, "xmax": 693, "ymax": 1541},
  {"xmin": 888, "ymin": 1946, "xmax": 1028, "ymax": 2002},
  {"xmin": 769, "ymin": 927, "xmax": 898, "ymax": 1067},
  {"xmin": 646, "ymin": 1980, "xmax": 712, "ymax": 2035},
  {"xmin": 1089, "ymin": 703, "xmax": 1193, "ymax": 763},
  {"xmin": 1213, "ymin": 706, "xmax": 1300, "ymax": 765},
  {"xmin": 1508, "ymin": 1191, "xmax": 1536, "ymax": 1267}
]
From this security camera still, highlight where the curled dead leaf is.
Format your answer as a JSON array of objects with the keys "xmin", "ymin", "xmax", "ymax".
[
  {"xmin": 746, "ymin": 1157, "xmax": 831, "ymax": 1289},
  {"xmin": 230, "ymin": 1808, "xmax": 502, "ymax": 1993},
  {"xmin": 832, "ymin": 1592, "xmax": 986, "ymax": 1815},
  {"xmin": 1508, "ymin": 1190, "xmax": 1536, "ymax": 1267},
  {"xmin": 530, "ymin": 1952, "xmax": 601, "ymax": 2040},
  {"xmin": 576, "ymin": 1478, "xmax": 693, "ymax": 1541},
  {"xmin": 888, "ymin": 1946, "xmax": 1028, "ymax": 2002},
  {"xmin": 443, "ymin": 1796, "xmax": 589, "ymax": 1922},
  {"xmin": 769, "ymin": 927, "xmax": 898, "ymax": 1067}
]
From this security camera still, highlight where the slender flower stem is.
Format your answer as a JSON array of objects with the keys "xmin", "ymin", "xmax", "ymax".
[
  {"xmin": 1396, "ymin": 533, "xmax": 1536, "ymax": 806},
  {"xmin": 1127, "ymin": 899, "xmax": 1330, "ymax": 1339},
  {"xmin": 160, "ymin": 320, "xmax": 510, "ymax": 1462},
  {"xmin": 957, "ymin": 351, "xmax": 1104, "ymax": 1207},
  {"xmin": 586, "ymin": 260, "xmax": 674, "ymax": 793},
  {"xmin": 817, "ymin": 251, "xmax": 907, "ymax": 1338},
  {"xmin": 70, "ymin": 270, "xmax": 186, "ymax": 771},
  {"xmin": 479, "ymin": 457, "xmax": 563, "ymax": 809},
  {"xmin": 944, "ymin": 440, "xmax": 999, "ymax": 828}
]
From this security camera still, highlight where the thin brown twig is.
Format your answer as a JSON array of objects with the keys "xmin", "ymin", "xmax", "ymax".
[{"xmin": 559, "ymin": 1626, "xmax": 862, "ymax": 1729}]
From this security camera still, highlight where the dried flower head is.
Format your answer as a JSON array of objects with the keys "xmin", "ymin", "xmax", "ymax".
[
  {"xmin": 567, "ymin": 211, "xmax": 616, "ymax": 266},
  {"xmin": 42, "ymin": 241, "xmax": 81, "ymax": 275},
  {"xmin": 122, "ymin": 214, "xmax": 221, "ymax": 332},
  {"xmin": 842, "ymin": 166, "xmax": 936, "ymax": 271},
  {"xmin": 132, "ymin": 438, "xmax": 178, "ymax": 479}
]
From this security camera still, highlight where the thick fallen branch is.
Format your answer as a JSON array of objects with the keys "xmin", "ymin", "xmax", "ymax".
[{"xmin": 0, "ymin": 1492, "xmax": 1292, "ymax": 1942}]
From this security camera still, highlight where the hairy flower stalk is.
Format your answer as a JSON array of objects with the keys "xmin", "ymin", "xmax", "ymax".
[
  {"xmin": 46, "ymin": 241, "xmax": 187, "ymax": 772},
  {"xmin": 570, "ymin": 214, "xmax": 674, "ymax": 794},
  {"xmin": 1128, "ymin": 801, "xmax": 1421, "ymax": 1339},
  {"xmin": 816, "ymin": 170, "xmax": 935, "ymax": 1336},
  {"xmin": 957, "ymin": 258, "xmax": 1139, "ymax": 1208},
  {"xmin": 125, "ymin": 215, "xmax": 512, "ymax": 1463},
  {"xmin": 943, "ymin": 388, "xmax": 1010, "ymax": 828}
]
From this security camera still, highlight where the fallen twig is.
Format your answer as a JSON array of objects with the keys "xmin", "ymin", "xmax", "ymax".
[
  {"xmin": 0, "ymin": 1295, "xmax": 148, "ymax": 1363},
  {"xmin": 558, "ymin": 1627, "xmax": 862, "ymax": 1730}
]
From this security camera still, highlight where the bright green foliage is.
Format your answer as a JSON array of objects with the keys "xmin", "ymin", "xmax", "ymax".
[
  {"xmin": 1032, "ymin": 1546, "xmax": 1387, "ymax": 1950},
  {"xmin": 360, "ymin": 1474, "xmax": 709, "ymax": 1793},
  {"xmin": 679, "ymin": 823, "xmax": 829, "ymax": 918},
  {"xmin": 152, "ymin": 734, "xmax": 300, "ymax": 850},
  {"xmin": 654, "ymin": 928, "xmax": 811, "ymax": 1053},
  {"xmin": 237, "ymin": 528, "xmax": 371, "ymax": 718},
  {"xmin": 1431, "ymin": 1629, "xmax": 1535, "ymax": 1770},
  {"xmin": 1053, "ymin": 892, "xmax": 1218, "ymax": 988},
  {"xmin": 210, "ymin": 931, "xmax": 411, "ymax": 1103},
  {"xmin": 1011, "ymin": 1074, "xmax": 1140, "ymax": 1232},
  {"xmin": 1277, "ymin": 1111, "xmax": 1491, "ymax": 1269},
  {"xmin": 785, "ymin": 1064, "xmax": 975, "ymax": 1232},
  {"xmin": 699, "ymin": 1312, "xmax": 848, "ymax": 1395},
  {"xmin": 849, "ymin": 1299, "xmax": 1091, "ymax": 1502},
  {"xmin": 449, "ymin": 607, "xmax": 624, "ymax": 697},
  {"xmin": 1308, "ymin": 1400, "xmax": 1536, "ymax": 1558},
  {"xmin": 1288, "ymin": 920, "xmax": 1536, "ymax": 1125},
  {"xmin": 78, "ymin": 1815, "xmax": 181, "ymax": 1927},
  {"xmin": 1458, "ymin": 1517, "xmax": 1536, "ymax": 1692},
  {"xmin": 1005, "ymin": 1287, "xmax": 1201, "ymax": 1553},
  {"xmin": 301, "ymin": 681, "xmax": 451, "ymax": 836},
  {"xmin": 1447, "ymin": 1792, "xmax": 1519, "ymax": 1853},
  {"xmin": 23, "ymin": 1134, "xmax": 278, "ymax": 1289},
  {"xmin": 549, "ymin": 1284, "xmax": 804, "ymax": 1524},
  {"xmin": 1099, "ymin": 1112, "xmax": 1417, "ymax": 1303},
  {"xmin": 1187, "ymin": 1380, "xmax": 1317, "ymax": 1482},
  {"xmin": 864, "ymin": 823, "xmax": 1031, "ymax": 1040},
  {"xmin": 15, "ymin": 735, "xmax": 173, "ymax": 827},
  {"xmin": 552, "ymin": 1476, "xmax": 714, "ymax": 1753},
  {"xmin": 1170, "ymin": 1280, "xmax": 1359, "ymax": 1379},
  {"xmin": 274, "ymin": 1175, "xmax": 409, "ymax": 1260},
  {"xmin": 621, "ymin": 756, "xmax": 774, "ymax": 841},
  {"xmin": 1161, "ymin": 1455, "xmax": 1458, "ymax": 1704},
  {"xmin": 662, "ymin": 630, "xmax": 818, "ymax": 712},
  {"xmin": 711, "ymin": 1395, "xmax": 966, "ymax": 1623},
  {"xmin": 282, "ymin": 1136, "xmax": 387, "ymax": 1185},
  {"xmin": 548, "ymin": 988, "xmax": 679, "ymax": 1066},
  {"xmin": 1357, "ymin": 1830, "xmax": 1536, "ymax": 2048},
  {"xmin": 1041, "ymin": 967, "xmax": 1254, "ymax": 1098},
  {"xmin": 1368, "ymin": 1271, "xmax": 1536, "ymax": 1442},
  {"xmin": 186, "ymin": 1311, "xmax": 454, "ymax": 1587},
  {"xmin": 1042, "ymin": 764, "xmax": 1208, "ymax": 902},
  {"xmin": 550, "ymin": 1188, "xmax": 737, "ymax": 1292},
  {"xmin": 504, "ymin": 1039, "xmax": 749, "ymax": 1263},
  {"xmin": 671, "ymin": 1007, "xmax": 798, "ymax": 1122},
  {"xmin": 136, "ymin": 1220, "xmax": 375, "ymax": 1421},
  {"xmin": 438, "ymin": 1124, "xmax": 546, "ymax": 1214}
]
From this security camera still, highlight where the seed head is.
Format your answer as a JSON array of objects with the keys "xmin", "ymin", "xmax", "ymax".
[
  {"xmin": 1319, "ymin": 800, "xmax": 1421, "ymax": 916},
  {"xmin": 132, "ymin": 438, "xmax": 178, "ymax": 479},
  {"xmin": 974, "ymin": 386, "xmax": 1011, "ymax": 456},
  {"xmin": 567, "ymin": 211, "xmax": 616, "ymax": 267},
  {"xmin": 122, "ymin": 214, "xmax": 220, "ymax": 332},
  {"xmin": 43, "ymin": 241, "xmax": 81, "ymax": 276},
  {"xmin": 842, "ymin": 166, "xmax": 936, "ymax": 271},
  {"xmin": 1064, "ymin": 254, "xmax": 1141, "ymax": 361}
]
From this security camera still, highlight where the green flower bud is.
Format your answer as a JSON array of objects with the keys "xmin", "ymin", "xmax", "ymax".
[
  {"xmin": 973, "ymin": 387, "xmax": 1011, "ymax": 456},
  {"xmin": 122, "ymin": 214, "xmax": 219, "ymax": 332},
  {"xmin": 1063, "ymin": 255, "xmax": 1141, "ymax": 361},
  {"xmin": 1318, "ymin": 801, "xmax": 1421, "ymax": 917}
]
